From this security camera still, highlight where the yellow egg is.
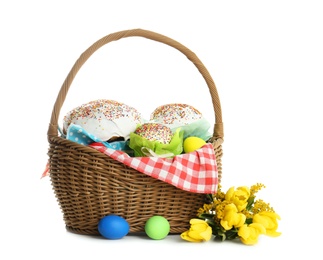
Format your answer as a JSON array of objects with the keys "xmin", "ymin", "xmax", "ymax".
[{"xmin": 183, "ymin": 137, "xmax": 206, "ymax": 153}]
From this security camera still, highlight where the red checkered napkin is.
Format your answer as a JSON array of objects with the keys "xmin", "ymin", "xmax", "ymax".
[{"xmin": 91, "ymin": 143, "xmax": 218, "ymax": 194}]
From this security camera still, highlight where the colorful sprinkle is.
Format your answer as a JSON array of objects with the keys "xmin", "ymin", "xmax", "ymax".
[
  {"xmin": 135, "ymin": 123, "xmax": 173, "ymax": 144},
  {"xmin": 63, "ymin": 99, "xmax": 142, "ymax": 131},
  {"xmin": 150, "ymin": 103, "xmax": 202, "ymax": 125}
]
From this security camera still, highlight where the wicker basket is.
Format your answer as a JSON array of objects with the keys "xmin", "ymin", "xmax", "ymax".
[{"xmin": 47, "ymin": 28, "xmax": 224, "ymax": 235}]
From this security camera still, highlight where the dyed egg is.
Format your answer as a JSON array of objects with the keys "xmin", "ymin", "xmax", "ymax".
[
  {"xmin": 145, "ymin": 216, "xmax": 170, "ymax": 240},
  {"xmin": 183, "ymin": 136, "xmax": 206, "ymax": 153},
  {"xmin": 98, "ymin": 215, "xmax": 130, "ymax": 239}
]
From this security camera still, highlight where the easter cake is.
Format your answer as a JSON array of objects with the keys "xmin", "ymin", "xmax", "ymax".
[
  {"xmin": 129, "ymin": 122, "xmax": 183, "ymax": 157},
  {"xmin": 133, "ymin": 123, "xmax": 174, "ymax": 144},
  {"xmin": 150, "ymin": 103, "xmax": 203, "ymax": 128},
  {"xmin": 150, "ymin": 103, "xmax": 212, "ymax": 141},
  {"xmin": 63, "ymin": 99, "xmax": 144, "ymax": 141}
]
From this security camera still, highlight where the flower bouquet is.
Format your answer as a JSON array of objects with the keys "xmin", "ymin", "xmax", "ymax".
[{"xmin": 181, "ymin": 183, "xmax": 281, "ymax": 245}]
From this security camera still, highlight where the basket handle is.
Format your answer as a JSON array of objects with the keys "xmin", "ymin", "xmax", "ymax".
[{"xmin": 47, "ymin": 28, "xmax": 223, "ymax": 140}]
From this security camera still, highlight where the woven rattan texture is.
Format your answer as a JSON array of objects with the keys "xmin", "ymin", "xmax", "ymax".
[{"xmin": 48, "ymin": 137, "xmax": 222, "ymax": 234}]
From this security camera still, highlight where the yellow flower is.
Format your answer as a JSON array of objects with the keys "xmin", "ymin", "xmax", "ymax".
[
  {"xmin": 225, "ymin": 186, "xmax": 250, "ymax": 211},
  {"xmin": 220, "ymin": 203, "xmax": 246, "ymax": 230},
  {"xmin": 252, "ymin": 199, "xmax": 274, "ymax": 214},
  {"xmin": 197, "ymin": 203, "xmax": 213, "ymax": 215},
  {"xmin": 181, "ymin": 219, "xmax": 212, "ymax": 242},
  {"xmin": 253, "ymin": 211, "xmax": 281, "ymax": 237},
  {"xmin": 214, "ymin": 200, "xmax": 230, "ymax": 219},
  {"xmin": 238, "ymin": 223, "xmax": 266, "ymax": 245},
  {"xmin": 250, "ymin": 183, "xmax": 265, "ymax": 197}
]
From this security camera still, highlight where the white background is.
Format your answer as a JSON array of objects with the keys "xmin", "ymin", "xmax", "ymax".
[{"xmin": 1, "ymin": 0, "xmax": 322, "ymax": 258}]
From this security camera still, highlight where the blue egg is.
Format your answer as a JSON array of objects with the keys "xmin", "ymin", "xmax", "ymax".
[{"xmin": 98, "ymin": 214, "xmax": 130, "ymax": 239}]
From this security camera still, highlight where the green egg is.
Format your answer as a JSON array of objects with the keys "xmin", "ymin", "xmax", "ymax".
[{"xmin": 145, "ymin": 216, "xmax": 170, "ymax": 240}]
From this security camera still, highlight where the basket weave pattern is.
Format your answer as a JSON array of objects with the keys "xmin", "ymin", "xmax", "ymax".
[{"xmin": 47, "ymin": 29, "xmax": 224, "ymax": 235}]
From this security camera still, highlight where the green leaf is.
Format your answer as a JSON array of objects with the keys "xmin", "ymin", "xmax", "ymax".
[
  {"xmin": 216, "ymin": 230, "xmax": 226, "ymax": 241},
  {"xmin": 246, "ymin": 196, "xmax": 255, "ymax": 211},
  {"xmin": 205, "ymin": 194, "xmax": 214, "ymax": 203},
  {"xmin": 199, "ymin": 213, "xmax": 215, "ymax": 219},
  {"xmin": 245, "ymin": 218, "xmax": 253, "ymax": 225},
  {"xmin": 224, "ymin": 229, "xmax": 238, "ymax": 240}
]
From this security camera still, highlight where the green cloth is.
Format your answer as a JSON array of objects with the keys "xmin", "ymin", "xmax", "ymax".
[
  {"xmin": 129, "ymin": 128, "xmax": 183, "ymax": 157},
  {"xmin": 170, "ymin": 118, "xmax": 212, "ymax": 141}
]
